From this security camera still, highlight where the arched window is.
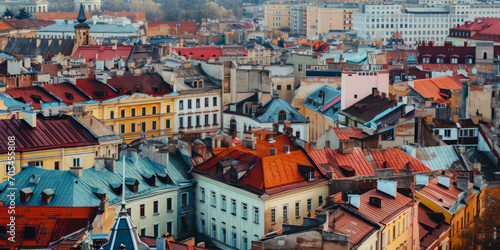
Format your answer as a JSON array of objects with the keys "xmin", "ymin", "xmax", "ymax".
[
  {"xmin": 484, "ymin": 52, "xmax": 488, "ymax": 60},
  {"xmin": 278, "ymin": 110, "xmax": 287, "ymax": 121},
  {"xmin": 193, "ymin": 80, "xmax": 198, "ymax": 88},
  {"xmin": 131, "ymin": 108, "xmax": 136, "ymax": 117},
  {"xmin": 230, "ymin": 118, "xmax": 237, "ymax": 134},
  {"xmin": 152, "ymin": 106, "xmax": 157, "ymax": 114},
  {"xmin": 141, "ymin": 107, "xmax": 146, "ymax": 116},
  {"xmin": 120, "ymin": 109, "xmax": 125, "ymax": 118}
]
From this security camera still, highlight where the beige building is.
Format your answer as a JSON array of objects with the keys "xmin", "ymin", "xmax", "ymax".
[
  {"xmin": 264, "ymin": 3, "xmax": 293, "ymax": 29},
  {"xmin": 305, "ymin": 6, "xmax": 357, "ymax": 37}
]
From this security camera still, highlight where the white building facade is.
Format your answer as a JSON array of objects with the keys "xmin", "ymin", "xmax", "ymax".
[
  {"xmin": 175, "ymin": 90, "xmax": 222, "ymax": 138},
  {"xmin": 353, "ymin": 4, "xmax": 500, "ymax": 46}
]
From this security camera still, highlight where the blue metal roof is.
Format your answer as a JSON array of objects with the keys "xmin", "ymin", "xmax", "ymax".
[
  {"xmin": 0, "ymin": 93, "xmax": 31, "ymax": 110},
  {"xmin": 303, "ymin": 85, "xmax": 341, "ymax": 122},
  {"xmin": 256, "ymin": 98, "xmax": 309, "ymax": 123}
]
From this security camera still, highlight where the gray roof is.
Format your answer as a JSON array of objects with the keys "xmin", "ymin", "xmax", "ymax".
[
  {"xmin": 0, "ymin": 155, "xmax": 191, "ymax": 207},
  {"xmin": 3, "ymin": 37, "xmax": 75, "ymax": 56},
  {"xmin": 406, "ymin": 145, "xmax": 466, "ymax": 171},
  {"xmin": 37, "ymin": 22, "xmax": 137, "ymax": 34},
  {"xmin": 256, "ymin": 98, "xmax": 309, "ymax": 123}
]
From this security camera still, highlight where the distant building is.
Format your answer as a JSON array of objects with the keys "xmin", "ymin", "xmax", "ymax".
[
  {"xmin": 74, "ymin": 0, "xmax": 101, "ymax": 12},
  {"xmin": 0, "ymin": 0, "xmax": 48, "ymax": 16}
]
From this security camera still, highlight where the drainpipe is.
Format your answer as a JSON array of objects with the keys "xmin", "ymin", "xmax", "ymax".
[{"xmin": 62, "ymin": 147, "xmax": 65, "ymax": 170}]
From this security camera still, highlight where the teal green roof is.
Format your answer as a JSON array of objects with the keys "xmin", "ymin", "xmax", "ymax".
[{"xmin": 0, "ymin": 154, "xmax": 192, "ymax": 207}]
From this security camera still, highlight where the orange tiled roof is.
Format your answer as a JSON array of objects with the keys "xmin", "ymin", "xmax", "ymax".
[
  {"xmin": 329, "ymin": 208, "xmax": 376, "ymax": 248},
  {"xmin": 332, "ymin": 127, "xmax": 368, "ymax": 140},
  {"xmin": 411, "ymin": 76, "xmax": 462, "ymax": 103},
  {"xmin": 355, "ymin": 189, "xmax": 413, "ymax": 224},
  {"xmin": 364, "ymin": 148, "xmax": 431, "ymax": 173},
  {"xmin": 417, "ymin": 176, "xmax": 463, "ymax": 209},
  {"xmin": 192, "ymin": 131, "xmax": 329, "ymax": 195},
  {"xmin": 0, "ymin": 20, "xmax": 13, "ymax": 31}
]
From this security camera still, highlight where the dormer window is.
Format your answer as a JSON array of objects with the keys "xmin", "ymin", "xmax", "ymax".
[
  {"xmin": 298, "ymin": 165, "xmax": 315, "ymax": 182},
  {"xmin": 422, "ymin": 57, "xmax": 430, "ymax": 63},
  {"xmin": 156, "ymin": 172, "xmax": 170, "ymax": 184},
  {"xmin": 125, "ymin": 178, "xmax": 139, "ymax": 193},
  {"xmin": 278, "ymin": 110, "xmax": 287, "ymax": 121},
  {"xmin": 41, "ymin": 188, "xmax": 54, "ymax": 205},
  {"xmin": 20, "ymin": 187, "xmax": 33, "ymax": 203}
]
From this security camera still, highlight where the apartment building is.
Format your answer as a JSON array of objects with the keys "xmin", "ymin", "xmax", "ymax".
[
  {"xmin": 264, "ymin": 3, "xmax": 293, "ymax": 30},
  {"xmin": 304, "ymin": 6, "xmax": 358, "ymax": 37},
  {"xmin": 353, "ymin": 4, "xmax": 500, "ymax": 46}
]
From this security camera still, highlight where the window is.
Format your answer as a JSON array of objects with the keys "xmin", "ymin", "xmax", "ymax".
[
  {"xmin": 242, "ymin": 236, "xmax": 248, "ymax": 250},
  {"xmin": 319, "ymin": 195, "xmax": 324, "ymax": 207},
  {"xmin": 278, "ymin": 110, "xmax": 287, "ymax": 121},
  {"xmin": 181, "ymin": 193, "xmax": 188, "ymax": 207},
  {"xmin": 166, "ymin": 105, "xmax": 171, "ymax": 113},
  {"xmin": 307, "ymin": 198, "xmax": 312, "ymax": 212},
  {"xmin": 73, "ymin": 158, "xmax": 81, "ymax": 167},
  {"xmin": 287, "ymin": 85, "xmax": 292, "ymax": 90},
  {"xmin": 120, "ymin": 109, "xmax": 125, "ymax": 118},
  {"xmin": 231, "ymin": 199, "xmax": 237, "ymax": 215},
  {"xmin": 484, "ymin": 52, "xmax": 488, "ymax": 60},
  {"xmin": 167, "ymin": 198, "xmax": 172, "ymax": 211},
  {"xmin": 187, "ymin": 116, "xmax": 192, "ymax": 127},
  {"xmin": 120, "ymin": 124, "xmax": 125, "ymax": 133},
  {"xmin": 221, "ymin": 227, "xmax": 226, "ymax": 243},
  {"xmin": 423, "ymin": 57, "xmax": 430, "ymax": 63},
  {"xmin": 167, "ymin": 221, "xmax": 173, "ymax": 236},
  {"xmin": 253, "ymin": 207, "xmax": 259, "ymax": 223},
  {"xmin": 403, "ymin": 217, "xmax": 406, "ymax": 232},
  {"xmin": 141, "ymin": 122, "xmax": 146, "ymax": 132},
  {"xmin": 152, "ymin": 121, "xmax": 157, "ymax": 130},
  {"xmin": 166, "ymin": 119, "xmax": 171, "ymax": 129},
  {"xmin": 154, "ymin": 224, "xmax": 159, "ymax": 238},
  {"xmin": 444, "ymin": 129, "xmax": 451, "ymax": 137},
  {"xmin": 231, "ymin": 232, "xmax": 237, "ymax": 247},
  {"xmin": 142, "ymin": 107, "xmax": 146, "ymax": 116},
  {"xmin": 277, "ymin": 85, "xmax": 281, "ymax": 90},
  {"xmin": 213, "ymin": 97, "xmax": 217, "ymax": 106},
  {"xmin": 205, "ymin": 115, "xmax": 209, "ymax": 126},
  {"xmin": 153, "ymin": 200, "xmax": 159, "ymax": 214},
  {"xmin": 140, "ymin": 227, "xmax": 146, "ymax": 236},
  {"xmin": 451, "ymin": 58, "xmax": 458, "ymax": 64},
  {"xmin": 179, "ymin": 117, "xmax": 183, "ymax": 128},
  {"xmin": 179, "ymin": 100, "xmax": 184, "ymax": 110},
  {"xmin": 211, "ymin": 192, "xmax": 216, "ymax": 207},
  {"xmin": 152, "ymin": 106, "xmax": 157, "ymax": 114},
  {"xmin": 283, "ymin": 205, "xmax": 289, "ymax": 220},
  {"xmin": 24, "ymin": 226, "xmax": 36, "ymax": 239},
  {"xmin": 200, "ymin": 188, "xmax": 205, "ymax": 202},
  {"xmin": 242, "ymin": 203, "xmax": 248, "ymax": 219},
  {"xmin": 271, "ymin": 208, "xmax": 276, "ymax": 223},
  {"xmin": 140, "ymin": 204, "xmax": 146, "ymax": 217},
  {"xmin": 295, "ymin": 202, "xmax": 300, "ymax": 217},
  {"xmin": 211, "ymin": 223, "xmax": 216, "ymax": 238},
  {"xmin": 131, "ymin": 108, "xmax": 136, "ymax": 117},
  {"xmin": 213, "ymin": 114, "xmax": 218, "ymax": 124},
  {"xmin": 388, "ymin": 229, "xmax": 391, "ymax": 243},
  {"xmin": 131, "ymin": 123, "xmax": 136, "ymax": 133},
  {"xmin": 188, "ymin": 100, "xmax": 192, "ymax": 109},
  {"xmin": 298, "ymin": 64, "xmax": 303, "ymax": 71},
  {"xmin": 54, "ymin": 161, "xmax": 59, "ymax": 171},
  {"xmin": 205, "ymin": 98, "xmax": 209, "ymax": 107},
  {"xmin": 110, "ymin": 111, "xmax": 114, "ymax": 119},
  {"xmin": 221, "ymin": 195, "xmax": 226, "ymax": 211},
  {"xmin": 196, "ymin": 98, "xmax": 200, "ymax": 108},
  {"xmin": 436, "ymin": 57, "xmax": 444, "ymax": 63},
  {"xmin": 196, "ymin": 115, "xmax": 200, "ymax": 127},
  {"xmin": 199, "ymin": 219, "xmax": 205, "ymax": 234}
]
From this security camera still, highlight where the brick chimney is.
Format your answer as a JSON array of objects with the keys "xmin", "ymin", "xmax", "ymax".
[
  {"xmin": 338, "ymin": 139, "xmax": 354, "ymax": 154},
  {"xmin": 70, "ymin": 166, "xmax": 83, "ymax": 177},
  {"xmin": 21, "ymin": 110, "xmax": 37, "ymax": 128}
]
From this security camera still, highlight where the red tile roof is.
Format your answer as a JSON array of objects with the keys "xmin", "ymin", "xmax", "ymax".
[
  {"xmin": 364, "ymin": 148, "xmax": 431, "ymax": 173},
  {"xmin": 72, "ymin": 45, "xmax": 133, "ymax": 62},
  {"xmin": 0, "ymin": 115, "xmax": 98, "ymax": 153},
  {"xmin": 42, "ymin": 82, "xmax": 91, "ymax": 105},
  {"xmin": 418, "ymin": 204, "xmax": 451, "ymax": 248},
  {"xmin": 172, "ymin": 46, "xmax": 223, "ymax": 60},
  {"xmin": 308, "ymin": 147, "xmax": 430, "ymax": 178},
  {"xmin": 75, "ymin": 78, "xmax": 121, "ymax": 101},
  {"xmin": 0, "ymin": 206, "xmax": 98, "ymax": 248},
  {"xmin": 5, "ymin": 86, "xmax": 59, "ymax": 108},
  {"xmin": 332, "ymin": 127, "xmax": 368, "ymax": 140},
  {"xmin": 192, "ymin": 131, "xmax": 329, "ymax": 195},
  {"xmin": 0, "ymin": 20, "xmax": 13, "ymax": 31},
  {"xmin": 417, "ymin": 176, "xmax": 463, "ymax": 210},
  {"xmin": 328, "ymin": 208, "xmax": 376, "ymax": 248},
  {"xmin": 385, "ymin": 50, "xmax": 417, "ymax": 64},
  {"xmin": 418, "ymin": 64, "xmax": 475, "ymax": 75},
  {"xmin": 1, "ymin": 19, "xmax": 55, "ymax": 29},
  {"xmin": 354, "ymin": 189, "xmax": 413, "ymax": 224},
  {"xmin": 106, "ymin": 73, "xmax": 173, "ymax": 96},
  {"xmin": 36, "ymin": 12, "xmax": 146, "ymax": 23},
  {"xmin": 41, "ymin": 63, "xmax": 59, "ymax": 77},
  {"xmin": 411, "ymin": 76, "xmax": 462, "ymax": 103},
  {"xmin": 450, "ymin": 18, "xmax": 500, "ymax": 42}
]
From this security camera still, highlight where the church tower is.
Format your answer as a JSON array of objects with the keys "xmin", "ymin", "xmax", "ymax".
[{"xmin": 74, "ymin": 4, "xmax": 91, "ymax": 46}]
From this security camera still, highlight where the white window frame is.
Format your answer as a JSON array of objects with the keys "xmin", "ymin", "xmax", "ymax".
[{"xmin": 73, "ymin": 158, "xmax": 81, "ymax": 167}]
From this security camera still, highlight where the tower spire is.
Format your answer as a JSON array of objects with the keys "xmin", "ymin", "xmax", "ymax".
[{"xmin": 77, "ymin": 4, "xmax": 87, "ymax": 23}]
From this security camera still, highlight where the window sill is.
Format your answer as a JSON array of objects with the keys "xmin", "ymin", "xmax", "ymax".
[
  {"xmin": 254, "ymin": 221, "xmax": 259, "ymax": 224},
  {"xmin": 221, "ymin": 209, "xmax": 226, "ymax": 212},
  {"xmin": 153, "ymin": 212, "xmax": 159, "ymax": 216},
  {"xmin": 231, "ymin": 212, "xmax": 236, "ymax": 216},
  {"xmin": 140, "ymin": 216, "xmax": 146, "ymax": 219},
  {"xmin": 200, "ymin": 200, "xmax": 205, "ymax": 203},
  {"xmin": 242, "ymin": 217, "xmax": 247, "ymax": 220},
  {"xmin": 167, "ymin": 210, "xmax": 174, "ymax": 213},
  {"xmin": 211, "ymin": 205, "xmax": 216, "ymax": 208},
  {"xmin": 296, "ymin": 216, "xmax": 301, "ymax": 219}
]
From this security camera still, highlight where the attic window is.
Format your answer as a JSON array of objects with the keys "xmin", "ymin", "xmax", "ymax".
[
  {"xmin": 369, "ymin": 196, "xmax": 383, "ymax": 208},
  {"xmin": 230, "ymin": 168, "xmax": 238, "ymax": 182},
  {"xmin": 91, "ymin": 187, "xmax": 106, "ymax": 200},
  {"xmin": 156, "ymin": 172, "xmax": 170, "ymax": 184},
  {"xmin": 20, "ymin": 187, "xmax": 33, "ymax": 203},
  {"xmin": 30, "ymin": 94, "xmax": 42, "ymax": 103},
  {"xmin": 93, "ymin": 89, "xmax": 108, "ymax": 98},
  {"xmin": 278, "ymin": 110, "xmax": 287, "ymax": 121},
  {"xmin": 41, "ymin": 188, "xmax": 54, "ymax": 205},
  {"xmin": 125, "ymin": 178, "xmax": 139, "ymax": 193},
  {"xmin": 65, "ymin": 92, "xmax": 74, "ymax": 100},
  {"xmin": 298, "ymin": 165, "xmax": 315, "ymax": 182},
  {"xmin": 142, "ymin": 173, "xmax": 156, "ymax": 186},
  {"xmin": 110, "ymin": 183, "xmax": 123, "ymax": 195}
]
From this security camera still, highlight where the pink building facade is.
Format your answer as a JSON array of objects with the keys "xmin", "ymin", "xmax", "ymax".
[{"xmin": 340, "ymin": 70, "xmax": 389, "ymax": 110}]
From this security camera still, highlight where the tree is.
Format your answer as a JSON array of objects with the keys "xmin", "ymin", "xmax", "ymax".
[
  {"xmin": 3, "ymin": 8, "xmax": 15, "ymax": 18},
  {"xmin": 101, "ymin": 0, "xmax": 129, "ymax": 12},
  {"xmin": 458, "ymin": 187, "xmax": 500, "ymax": 250},
  {"xmin": 48, "ymin": 0, "xmax": 74, "ymax": 12},
  {"xmin": 129, "ymin": 0, "xmax": 164, "ymax": 21},
  {"xmin": 15, "ymin": 8, "xmax": 31, "ymax": 19}
]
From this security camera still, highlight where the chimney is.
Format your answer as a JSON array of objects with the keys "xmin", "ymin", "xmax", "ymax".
[
  {"xmin": 452, "ymin": 115, "xmax": 459, "ymax": 124},
  {"xmin": 338, "ymin": 139, "xmax": 354, "ymax": 154},
  {"xmin": 273, "ymin": 121, "xmax": 279, "ymax": 132},
  {"xmin": 473, "ymin": 163, "xmax": 481, "ymax": 172},
  {"xmin": 270, "ymin": 147, "xmax": 277, "ymax": 156},
  {"xmin": 381, "ymin": 92, "xmax": 387, "ymax": 99},
  {"xmin": 425, "ymin": 115, "xmax": 433, "ymax": 125},
  {"xmin": 22, "ymin": 110, "xmax": 37, "ymax": 128},
  {"xmin": 70, "ymin": 166, "xmax": 83, "ymax": 177},
  {"xmin": 389, "ymin": 94, "xmax": 396, "ymax": 101},
  {"xmin": 376, "ymin": 180, "xmax": 397, "ymax": 198},
  {"xmin": 473, "ymin": 174, "xmax": 483, "ymax": 189},
  {"xmin": 473, "ymin": 116, "xmax": 479, "ymax": 125},
  {"xmin": 456, "ymin": 176, "xmax": 469, "ymax": 191},
  {"xmin": 373, "ymin": 90, "xmax": 380, "ymax": 97},
  {"xmin": 284, "ymin": 145, "xmax": 290, "ymax": 154},
  {"xmin": 415, "ymin": 175, "xmax": 429, "ymax": 186},
  {"xmin": 95, "ymin": 158, "xmax": 106, "ymax": 171},
  {"xmin": 347, "ymin": 194, "xmax": 360, "ymax": 209},
  {"xmin": 437, "ymin": 176, "xmax": 450, "ymax": 188}
]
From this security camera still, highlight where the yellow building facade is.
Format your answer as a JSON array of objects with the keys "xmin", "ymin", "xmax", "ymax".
[
  {"xmin": 264, "ymin": 3, "xmax": 292, "ymax": 29},
  {"xmin": 305, "ymin": 6, "xmax": 357, "ymax": 37}
]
